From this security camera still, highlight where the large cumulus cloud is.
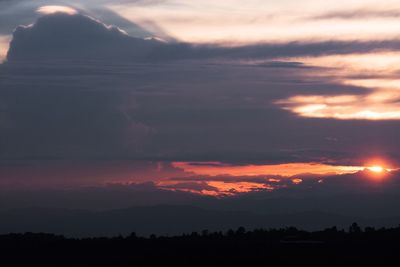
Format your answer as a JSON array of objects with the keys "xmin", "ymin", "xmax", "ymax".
[
  {"xmin": 0, "ymin": 0, "xmax": 166, "ymax": 37},
  {"xmin": 1, "ymin": 12, "xmax": 400, "ymax": 190},
  {"xmin": 6, "ymin": 13, "xmax": 174, "ymax": 62}
]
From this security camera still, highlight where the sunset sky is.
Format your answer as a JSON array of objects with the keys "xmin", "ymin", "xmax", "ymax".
[{"xmin": 1, "ymin": 0, "xmax": 400, "ymax": 200}]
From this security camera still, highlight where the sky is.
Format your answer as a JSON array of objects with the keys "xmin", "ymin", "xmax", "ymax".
[{"xmin": 1, "ymin": 0, "xmax": 400, "ymax": 203}]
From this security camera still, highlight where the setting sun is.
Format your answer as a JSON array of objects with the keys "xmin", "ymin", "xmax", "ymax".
[{"xmin": 367, "ymin": 166, "xmax": 384, "ymax": 173}]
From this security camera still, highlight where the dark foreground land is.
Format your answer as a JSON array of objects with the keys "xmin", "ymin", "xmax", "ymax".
[{"xmin": 1, "ymin": 224, "xmax": 399, "ymax": 266}]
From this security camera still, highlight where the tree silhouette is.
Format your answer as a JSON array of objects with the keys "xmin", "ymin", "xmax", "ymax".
[
  {"xmin": 349, "ymin": 222, "xmax": 362, "ymax": 234},
  {"xmin": 1, "ymin": 224, "xmax": 400, "ymax": 266}
]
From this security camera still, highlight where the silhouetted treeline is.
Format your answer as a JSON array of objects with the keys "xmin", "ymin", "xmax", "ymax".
[{"xmin": 1, "ymin": 223, "xmax": 399, "ymax": 266}]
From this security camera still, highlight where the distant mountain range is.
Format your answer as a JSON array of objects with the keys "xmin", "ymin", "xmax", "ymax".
[{"xmin": 1, "ymin": 205, "xmax": 399, "ymax": 237}]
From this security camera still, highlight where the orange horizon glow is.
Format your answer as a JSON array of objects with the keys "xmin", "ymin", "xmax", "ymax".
[{"xmin": 162, "ymin": 160, "xmax": 398, "ymax": 196}]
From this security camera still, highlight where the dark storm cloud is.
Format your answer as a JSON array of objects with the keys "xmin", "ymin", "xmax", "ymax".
[
  {"xmin": 0, "ymin": 80, "xmax": 151, "ymax": 159},
  {"xmin": 2, "ymin": 60, "xmax": 400, "ymax": 165},
  {"xmin": 2, "ymin": 26, "xmax": 382, "ymax": 165},
  {"xmin": 1, "ymin": 12, "xmax": 400, "ymax": 178},
  {"xmin": 0, "ymin": 181, "xmax": 207, "ymax": 211},
  {"xmin": 6, "ymin": 13, "xmax": 171, "ymax": 62}
]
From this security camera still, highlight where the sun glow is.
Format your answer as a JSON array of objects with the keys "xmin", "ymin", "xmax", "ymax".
[
  {"xmin": 368, "ymin": 166, "xmax": 384, "ymax": 173},
  {"xmin": 36, "ymin": 6, "xmax": 78, "ymax": 15},
  {"xmin": 0, "ymin": 35, "xmax": 11, "ymax": 63},
  {"xmin": 364, "ymin": 164, "xmax": 391, "ymax": 181}
]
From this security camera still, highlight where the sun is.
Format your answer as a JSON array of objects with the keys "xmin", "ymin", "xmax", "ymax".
[{"xmin": 367, "ymin": 166, "xmax": 384, "ymax": 173}]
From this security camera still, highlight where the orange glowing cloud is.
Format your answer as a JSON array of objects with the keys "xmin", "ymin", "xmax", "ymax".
[
  {"xmin": 277, "ymin": 95, "xmax": 400, "ymax": 120},
  {"xmin": 172, "ymin": 162, "xmax": 364, "ymax": 177},
  {"xmin": 158, "ymin": 180, "xmax": 275, "ymax": 196},
  {"xmin": 208, "ymin": 181, "xmax": 273, "ymax": 193},
  {"xmin": 276, "ymin": 52, "xmax": 400, "ymax": 120},
  {"xmin": 291, "ymin": 178, "xmax": 303, "ymax": 184},
  {"xmin": 0, "ymin": 35, "xmax": 10, "ymax": 63},
  {"xmin": 164, "ymin": 160, "xmax": 398, "ymax": 196}
]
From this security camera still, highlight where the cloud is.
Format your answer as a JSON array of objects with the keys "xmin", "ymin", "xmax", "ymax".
[
  {"xmin": 2, "ymin": 12, "xmax": 400, "ymax": 182},
  {"xmin": 2, "ymin": 55, "xmax": 400, "ymax": 166},
  {"xmin": 171, "ymin": 161, "xmax": 364, "ymax": 177},
  {"xmin": 0, "ymin": 161, "xmax": 188, "ymax": 188},
  {"xmin": 8, "ymin": 12, "xmax": 400, "ymax": 64},
  {"xmin": 0, "ymin": 1, "xmax": 168, "ymax": 36},
  {"xmin": 160, "ymin": 181, "xmax": 219, "ymax": 193},
  {"xmin": 2, "ymin": 1, "xmax": 400, "ymax": 227},
  {"xmin": 1, "ymin": 168, "xmax": 399, "ymax": 220},
  {"xmin": 274, "ymin": 52, "xmax": 400, "ymax": 120},
  {"xmin": 82, "ymin": 5, "xmax": 173, "ymax": 40},
  {"xmin": 0, "ymin": 181, "xmax": 206, "ymax": 211},
  {"xmin": 165, "ymin": 168, "xmax": 400, "ymax": 196},
  {"xmin": 0, "ymin": 35, "xmax": 10, "ymax": 62},
  {"xmin": 311, "ymin": 9, "xmax": 400, "ymax": 20},
  {"xmin": 6, "ymin": 13, "xmax": 171, "ymax": 62}
]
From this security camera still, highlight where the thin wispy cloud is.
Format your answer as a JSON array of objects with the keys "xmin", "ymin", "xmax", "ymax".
[{"xmin": 311, "ymin": 9, "xmax": 400, "ymax": 20}]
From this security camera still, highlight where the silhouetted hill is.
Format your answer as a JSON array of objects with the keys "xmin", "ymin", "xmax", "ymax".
[
  {"xmin": 1, "ymin": 205, "xmax": 399, "ymax": 237},
  {"xmin": 2, "ymin": 186, "xmax": 400, "ymax": 219}
]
